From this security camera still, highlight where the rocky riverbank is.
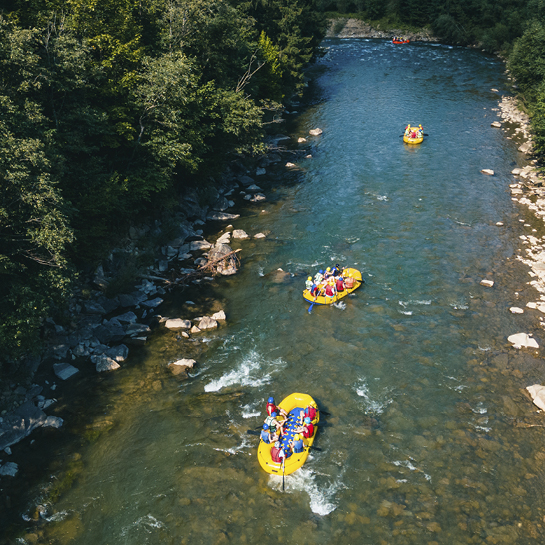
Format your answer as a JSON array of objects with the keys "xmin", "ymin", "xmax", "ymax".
[
  {"xmin": 0, "ymin": 125, "xmax": 322, "ymax": 487},
  {"xmin": 325, "ymin": 18, "xmax": 439, "ymax": 42}
]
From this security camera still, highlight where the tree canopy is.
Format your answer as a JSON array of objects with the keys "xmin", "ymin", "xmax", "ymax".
[{"xmin": 0, "ymin": 0, "xmax": 326, "ymax": 368}]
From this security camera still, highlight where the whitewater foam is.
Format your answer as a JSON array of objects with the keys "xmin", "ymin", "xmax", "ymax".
[{"xmin": 204, "ymin": 349, "xmax": 286, "ymax": 392}]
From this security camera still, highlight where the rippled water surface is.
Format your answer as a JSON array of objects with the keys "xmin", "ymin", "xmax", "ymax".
[{"xmin": 19, "ymin": 39, "xmax": 545, "ymax": 544}]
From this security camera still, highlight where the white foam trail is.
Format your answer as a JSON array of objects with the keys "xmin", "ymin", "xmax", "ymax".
[
  {"xmin": 355, "ymin": 379, "xmax": 392, "ymax": 415},
  {"xmin": 258, "ymin": 266, "xmax": 264, "ymax": 277},
  {"xmin": 204, "ymin": 350, "xmax": 286, "ymax": 392},
  {"xmin": 393, "ymin": 459, "xmax": 432, "ymax": 482},
  {"xmin": 268, "ymin": 467, "xmax": 343, "ymax": 516},
  {"xmin": 333, "ymin": 301, "xmax": 346, "ymax": 310},
  {"xmin": 213, "ymin": 435, "xmax": 252, "ymax": 455},
  {"xmin": 241, "ymin": 401, "xmax": 261, "ymax": 419},
  {"xmin": 398, "ymin": 310, "xmax": 413, "ymax": 315},
  {"xmin": 121, "ymin": 514, "xmax": 166, "ymax": 537}
]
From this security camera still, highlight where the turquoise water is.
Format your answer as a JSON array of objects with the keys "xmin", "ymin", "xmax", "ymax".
[{"xmin": 16, "ymin": 40, "xmax": 545, "ymax": 544}]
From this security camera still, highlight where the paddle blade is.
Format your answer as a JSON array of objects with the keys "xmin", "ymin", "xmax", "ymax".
[{"xmin": 308, "ymin": 303, "xmax": 314, "ymax": 314}]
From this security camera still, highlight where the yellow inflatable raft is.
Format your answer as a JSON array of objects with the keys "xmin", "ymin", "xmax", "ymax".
[
  {"xmin": 258, "ymin": 393, "xmax": 319, "ymax": 476},
  {"xmin": 302, "ymin": 267, "xmax": 363, "ymax": 306},
  {"xmin": 403, "ymin": 125, "xmax": 424, "ymax": 145}
]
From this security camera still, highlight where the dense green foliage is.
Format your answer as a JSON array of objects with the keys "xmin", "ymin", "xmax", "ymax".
[{"xmin": 0, "ymin": 0, "xmax": 326, "ymax": 368}]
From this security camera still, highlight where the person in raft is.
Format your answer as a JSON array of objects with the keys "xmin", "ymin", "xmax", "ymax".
[
  {"xmin": 271, "ymin": 441, "xmax": 292, "ymax": 463},
  {"xmin": 265, "ymin": 412, "xmax": 286, "ymax": 438},
  {"xmin": 324, "ymin": 278, "xmax": 336, "ymax": 302},
  {"xmin": 266, "ymin": 397, "xmax": 287, "ymax": 418},
  {"xmin": 289, "ymin": 434, "xmax": 305, "ymax": 454},
  {"xmin": 344, "ymin": 273, "xmax": 355, "ymax": 290},
  {"xmin": 331, "ymin": 263, "xmax": 343, "ymax": 276},
  {"xmin": 336, "ymin": 275, "xmax": 345, "ymax": 293},
  {"xmin": 261, "ymin": 424, "xmax": 273, "ymax": 444},
  {"xmin": 304, "ymin": 402, "xmax": 318, "ymax": 422},
  {"xmin": 296, "ymin": 416, "xmax": 315, "ymax": 439},
  {"xmin": 314, "ymin": 269, "xmax": 324, "ymax": 285}
]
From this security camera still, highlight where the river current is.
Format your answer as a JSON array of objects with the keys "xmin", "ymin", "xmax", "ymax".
[{"xmin": 12, "ymin": 39, "xmax": 545, "ymax": 544}]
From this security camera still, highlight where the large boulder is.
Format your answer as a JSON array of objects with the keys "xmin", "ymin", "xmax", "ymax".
[
  {"xmin": 199, "ymin": 317, "xmax": 218, "ymax": 330},
  {"xmin": 527, "ymin": 384, "xmax": 545, "ymax": 411},
  {"xmin": 168, "ymin": 358, "xmax": 196, "ymax": 376},
  {"xmin": 104, "ymin": 344, "xmax": 129, "ymax": 362},
  {"xmin": 232, "ymin": 229, "xmax": 250, "ymax": 240},
  {"xmin": 91, "ymin": 354, "xmax": 121, "ymax": 372},
  {"xmin": 508, "ymin": 332, "xmax": 539, "ymax": 349},
  {"xmin": 165, "ymin": 318, "xmax": 192, "ymax": 330},
  {"xmin": 207, "ymin": 243, "xmax": 237, "ymax": 275},
  {"xmin": 0, "ymin": 403, "xmax": 47, "ymax": 450}
]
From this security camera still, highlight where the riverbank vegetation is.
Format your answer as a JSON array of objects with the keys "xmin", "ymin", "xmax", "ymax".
[{"xmin": 0, "ymin": 0, "xmax": 326, "ymax": 370}]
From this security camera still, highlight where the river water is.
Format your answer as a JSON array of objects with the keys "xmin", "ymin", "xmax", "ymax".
[{"xmin": 13, "ymin": 39, "xmax": 545, "ymax": 544}]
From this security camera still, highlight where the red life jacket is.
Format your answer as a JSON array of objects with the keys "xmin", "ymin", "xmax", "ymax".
[
  {"xmin": 303, "ymin": 423, "xmax": 314, "ymax": 438},
  {"xmin": 336, "ymin": 278, "xmax": 344, "ymax": 292},
  {"xmin": 266, "ymin": 402, "xmax": 278, "ymax": 416},
  {"xmin": 325, "ymin": 285, "xmax": 334, "ymax": 297},
  {"xmin": 305, "ymin": 406, "xmax": 317, "ymax": 420},
  {"xmin": 271, "ymin": 447, "xmax": 282, "ymax": 463}
]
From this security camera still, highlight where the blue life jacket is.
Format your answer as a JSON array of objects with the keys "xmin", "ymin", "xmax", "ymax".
[
  {"xmin": 261, "ymin": 430, "xmax": 270, "ymax": 443},
  {"xmin": 293, "ymin": 440, "xmax": 304, "ymax": 453}
]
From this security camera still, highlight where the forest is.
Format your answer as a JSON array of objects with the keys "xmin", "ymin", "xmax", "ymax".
[
  {"xmin": 0, "ymin": 0, "xmax": 326, "ymax": 369},
  {"xmin": 3, "ymin": 0, "xmax": 545, "ymax": 372}
]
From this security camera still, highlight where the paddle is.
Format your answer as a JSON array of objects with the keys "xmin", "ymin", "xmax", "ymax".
[
  {"xmin": 247, "ymin": 430, "xmax": 261, "ymax": 436},
  {"xmin": 282, "ymin": 456, "xmax": 285, "ymax": 491},
  {"xmin": 399, "ymin": 133, "xmax": 429, "ymax": 137}
]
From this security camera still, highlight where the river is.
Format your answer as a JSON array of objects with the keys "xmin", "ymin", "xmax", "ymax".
[{"xmin": 10, "ymin": 39, "xmax": 545, "ymax": 544}]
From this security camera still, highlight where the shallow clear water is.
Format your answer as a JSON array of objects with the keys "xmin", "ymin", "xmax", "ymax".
[{"xmin": 20, "ymin": 40, "xmax": 545, "ymax": 544}]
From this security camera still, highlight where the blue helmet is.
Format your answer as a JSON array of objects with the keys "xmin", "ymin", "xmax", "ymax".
[
  {"xmin": 271, "ymin": 412, "xmax": 277, "ymax": 417},
  {"xmin": 268, "ymin": 397, "xmax": 274, "ymax": 403},
  {"xmin": 263, "ymin": 424, "xmax": 269, "ymax": 430},
  {"xmin": 319, "ymin": 269, "xmax": 324, "ymax": 274},
  {"xmin": 304, "ymin": 417, "xmax": 311, "ymax": 424}
]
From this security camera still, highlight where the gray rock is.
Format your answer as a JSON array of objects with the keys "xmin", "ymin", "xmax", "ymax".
[
  {"xmin": 190, "ymin": 325, "xmax": 201, "ymax": 334},
  {"xmin": 82, "ymin": 301, "xmax": 106, "ymax": 315},
  {"xmin": 211, "ymin": 196, "xmax": 230, "ymax": 211},
  {"xmin": 157, "ymin": 260, "xmax": 169, "ymax": 272},
  {"xmin": 207, "ymin": 212, "xmax": 240, "ymax": 221},
  {"xmin": 104, "ymin": 344, "xmax": 129, "ymax": 362},
  {"xmin": 256, "ymin": 167, "xmax": 266, "ymax": 176},
  {"xmin": 141, "ymin": 297, "xmax": 163, "ymax": 309},
  {"xmin": 165, "ymin": 319, "xmax": 192, "ymax": 330},
  {"xmin": 190, "ymin": 240, "xmax": 212, "ymax": 251},
  {"xmin": 53, "ymin": 363, "xmax": 79, "ymax": 381},
  {"xmin": 91, "ymin": 355, "xmax": 121, "ymax": 372},
  {"xmin": 51, "ymin": 344, "xmax": 69, "ymax": 360},
  {"xmin": 309, "ymin": 128, "xmax": 323, "ymax": 136},
  {"xmin": 167, "ymin": 358, "xmax": 196, "ymax": 376},
  {"xmin": 115, "ymin": 311, "xmax": 138, "ymax": 323},
  {"xmin": 119, "ymin": 293, "xmax": 137, "ymax": 307},
  {"xmin": 208, "ymin": 243, "xmax": 237, "ymax": 275},
  {"xmin": 518, "ymin": 141, "xmax": 533, "ymax": 154},
  {"xmin": 125, "ymin": 323, "xmax": 151, "ymax": 336},
  {"xmin": 43, "ymin": 416, "xmax": 63, "ymax": 428},
  {"xmin": 0, "ymin": 462, "xmax": 18, "ymax": 477},
  {"xmin": 232, "ymin": 229, "xmax": 250, "ymax": 240},
  {"xmin": 0, "ymin": 402, "xmax": 47, "ymax": 450},
  {"xmin": 212, "ymin": 310, "xmax": 226, "ymax": 321},
  {"xmin": 250, "ymin": 194, "xmax": 266, "ymax": 203},
  {"xmin": 238, "ymin": 175, "xmax": 255, "ymax": 187},
  {"xmin": 198, "ymin": 316, "xmax": 218, "ymax": 330}
]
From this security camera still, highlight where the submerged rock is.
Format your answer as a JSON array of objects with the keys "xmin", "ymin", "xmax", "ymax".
[
  {"xmin": 309, "ymin": 128, "xmax": 323, "ymax": 136},
  {"xmin": 91, "ymin": 355, "xmax": 121, "ymax": 372}
]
